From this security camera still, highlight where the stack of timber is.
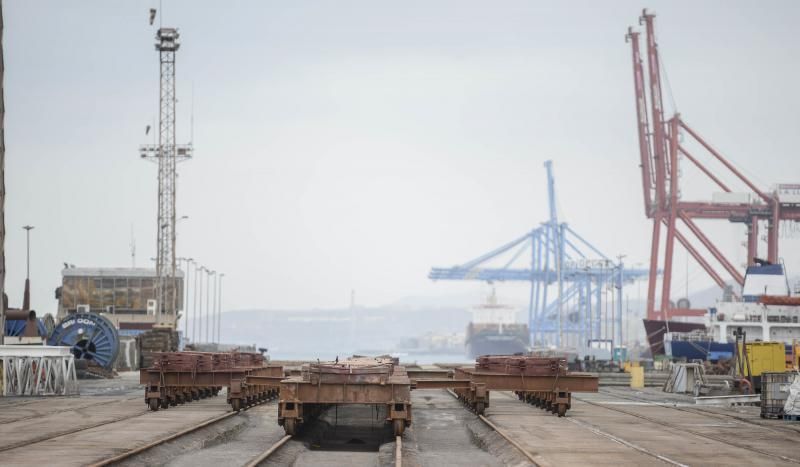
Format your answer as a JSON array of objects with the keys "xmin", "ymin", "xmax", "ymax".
[{"xmin": 137, "ymin": 327, "xmax": 179, "ymax": 369}]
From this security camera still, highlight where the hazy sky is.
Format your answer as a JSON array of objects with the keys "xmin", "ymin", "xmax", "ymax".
[{"xmin": 4, "ymin": 1, "xmax": 800, "ymax": 314}]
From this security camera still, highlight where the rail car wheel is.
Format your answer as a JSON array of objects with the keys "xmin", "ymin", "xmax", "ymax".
[
  {"xmin": 148, "ymin": 398, "xmax": 159, "ymax": 411},
  {"xmin": 284, "ymin": 418, "xmax": 297, "ymax": 436},
  {"xmin": 557, "ymin": 403, "xmax": 567, "ymax": 417},
  {"xmin": 393, "ymin": 419, "xmax": 405, "ymax": 436},
  {"xmin": 231, "ymin": 398, "xmax": 241, "ymax": 412},
  {"xmin": 475, "ymin": 402, "xmax": 485, "ymax": 415},
  {"xmin": 160, "ymin": 399, "xmax": 169, "ymax": 410}
]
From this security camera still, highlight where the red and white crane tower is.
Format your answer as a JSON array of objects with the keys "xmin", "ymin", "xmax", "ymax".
[{"xmin": 626, "ymin": 10, "xmax": 800, "ymax": 322}]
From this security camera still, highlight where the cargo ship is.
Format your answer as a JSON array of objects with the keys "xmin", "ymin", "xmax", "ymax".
[
  {"xmin": 465, "ymin": 289, "xmax": 529, "ymax": 359},
  {"xmin": 663, "ymin": 261, "xmax": 800, "ymax": 361}
]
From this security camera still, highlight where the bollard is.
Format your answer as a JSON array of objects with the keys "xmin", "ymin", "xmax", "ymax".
[{"xmin": 630, "ymin": 366, "xmax": 644, "ymax": 389}]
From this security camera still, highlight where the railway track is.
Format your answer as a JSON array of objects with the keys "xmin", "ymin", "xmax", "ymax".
[
  {"xmin": 493, "ymin": 390, "xmax": 695, "ymax": 466},
  {"xmin": 241, "ymin": 433, "xmax": 403, "ymax": 467},
  {"xmin": 0, "ymin": 393, "xmax": 273, "ymax": 466},
  {"xmin": 86, "ymin": 398, "xmax": 278, "ymax": 466},
  {"xmin": 598, "ymin": 387, "xmax": 800, "ymax": 436},
  {"xmin": 0, "ymin": 393, "xmax": 244, "ymax": 454},
  {"xmin": 0, "ymin": 395, "xmax": 142, "ymax": 425},
  {"xmin": 243, "ymin": 435, "xmax": 293, "ymax": 467},
  {"xmin": 573, "ymin": 392, "xmax": 800, "ymax": 464},
  {"xmin": 89, "ymin": 410, "xmax": 239, "ymax": 467},
  {"xmin": 446, "ymin": 389, "xmax": 541, "ymax": 465},
  {"xmin": 0, "ymin": 406, "xmax": 151, "ymax": 454}
]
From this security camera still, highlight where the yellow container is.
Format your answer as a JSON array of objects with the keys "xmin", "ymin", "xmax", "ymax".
[
  {"xmin": 738, "ymin": 342, "xmax": 785, "ymax": 376},
  {"xmin": 630, "ymin": 366, "xmax": 644, "ymax": 389}
]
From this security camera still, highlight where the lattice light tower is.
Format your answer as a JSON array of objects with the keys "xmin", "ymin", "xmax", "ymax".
[{"xmin": 140, "ymin": 27, "xmax": 192, "ymax": 324}]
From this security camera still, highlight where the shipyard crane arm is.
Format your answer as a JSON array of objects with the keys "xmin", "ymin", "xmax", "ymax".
[
  {"xmin": 429, "ymin": 160, "xmax": 649, "ymax": 349},
  {"xmin": 625, "ymin": 10, "xmax": 800, "ymax": 322}
]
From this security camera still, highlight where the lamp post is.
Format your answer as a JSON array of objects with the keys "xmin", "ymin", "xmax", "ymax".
[
  {"xmin": 217, "ymin": 273, "xmax": 224, "ymax": 344},
  {"xmin": 206, "ymin": 269, "xmax": 215, "ymax": 344},
  {"xmin": 197, "ymin": 266, "xmax": 205, "ymax": 342},
  {"xmin": 193, "ymin": 263, "xmax": 200, "ymax": 343},
  {"xmin": 178, "ymin": 257, "xmax": 193, "ymax": 340},
  {"xmin": 211, "ymin": 270, "xmax": 218, "ymax": 344},
  {"xmin": 22, "ymin": 225, "xmax": 33, "ymax": 310}
]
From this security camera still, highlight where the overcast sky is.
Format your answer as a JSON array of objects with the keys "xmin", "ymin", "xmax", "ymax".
[{"xmin": 4, "ymin": 1, "xmax": 799, "ymax": 314}]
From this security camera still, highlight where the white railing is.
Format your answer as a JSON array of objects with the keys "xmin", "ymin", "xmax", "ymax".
[{"xmin": 0, "ymin": 345, "xmax": 79, "ymax": 396}]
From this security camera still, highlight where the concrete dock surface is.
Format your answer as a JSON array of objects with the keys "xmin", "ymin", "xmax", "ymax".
[{"xmin": 1, "ymin": 373, "xmax": 798, "ymax": 466}]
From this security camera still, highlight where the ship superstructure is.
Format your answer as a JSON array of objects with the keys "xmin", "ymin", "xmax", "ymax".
[
  {"xmin": 665, "ymin": 262, "xmax": 800, "ymax": 361},
  {"xmin": 465, "ymin": 289, "xmax": 530, "ymax": 359}
]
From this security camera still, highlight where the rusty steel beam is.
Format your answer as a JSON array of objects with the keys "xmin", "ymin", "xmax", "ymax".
[
  {"xmin": 411, "ymin": 378, "xmax": 472, "ymax": 390},
  {"xmin": 641, "ymin": 10, "xmax": 668, "ymax": 211},
  {"xmin": 679, "ymin": 120, "xmax": 771, "ymax": 204},
  {"xmin": 279, "ymin": 378, "xmax": 410, "ymax": 404},
  {"xmin": 455, "ymin": 368, "xmax": 598, "ymax": 392},
  {"xmin": 626, "ymin": 26, "xmax": 655, "ymax": 217},
  {"xmin": 660, "ymin": 118, "xmax": 680, "ymax": 315},
  {"xmin": 140, "ymin": 367, "xmax": 282, "ymax": 387},
  {"xmin": 673, "ymin": 229, "xmax": 727, "ymax": 290},
  {"xmin": 679, "ymin": 212, "xmax": 745, "ymax": 285},
  {"xmin": 243, "ymin": 375, "xmax": 286, "ymax": 386},
  {"xmin": 678, "ymin": 145, "xmax": 731, "ymax": 192},
  {"xmin": 406, "ymin": 369, "xmax": 453, "ymax": 380}
]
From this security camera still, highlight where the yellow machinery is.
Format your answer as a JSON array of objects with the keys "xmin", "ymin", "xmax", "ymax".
[
  {"xmin": 790, "ymin": 343, "xmax": 800, "ymax": 370},
  {"xmin": 738, "ymin": 342, "xmax": 786, "ymax": 376}
]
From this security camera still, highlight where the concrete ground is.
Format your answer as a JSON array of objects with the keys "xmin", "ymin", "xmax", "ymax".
[
  {"xmin": 482, "ymin": 386, "xmax": 800, "ymax": 466},
  {"xmin": 2, "ymin": 373, "xmax": 800, "ymax": 466}
]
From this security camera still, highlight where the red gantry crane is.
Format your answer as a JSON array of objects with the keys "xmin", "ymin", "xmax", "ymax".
[{"xmin": 626, "ymin": 10, "xmax": 800, "ymax": 323}]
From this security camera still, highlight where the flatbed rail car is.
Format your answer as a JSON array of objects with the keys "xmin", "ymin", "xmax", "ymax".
[
  {"xmin": 278, "ymin": 357, "xmax": 412, "ymax": 436},
  {"xmin": 414, "ymin": 355, "xmax": 599, "ymax": 417},
  {"xmin": 140, "ymin": 351, "xmax": 284, "ymax": 411}
]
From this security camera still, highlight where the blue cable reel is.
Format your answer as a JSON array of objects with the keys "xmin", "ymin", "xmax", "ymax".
[
  {"xmin": 4, "ymin": 317, "xmax": 47, "ymax": 337},
  {"xmin": 48, "ymin": 313, "xmax": 120, "ymax": 369}
]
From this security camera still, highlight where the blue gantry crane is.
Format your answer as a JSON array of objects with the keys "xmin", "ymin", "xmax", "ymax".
[{"xmin": 429, "ymin": 161, "xmax": 649, "ymax": 351}]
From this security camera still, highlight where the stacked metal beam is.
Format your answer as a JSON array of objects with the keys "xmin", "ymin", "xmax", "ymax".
[{"xmin": 141, "ymin": 351, "xmax": 283, "ymax": 412}]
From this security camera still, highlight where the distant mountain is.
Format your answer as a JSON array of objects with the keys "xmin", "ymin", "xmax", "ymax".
[
  {"xmin": 219, "ymin": 276, "xmax": 798, "ymax": 358},
  {"xmin": 220, "ymin": 305, "xmax": 471, "ymax": 360}
]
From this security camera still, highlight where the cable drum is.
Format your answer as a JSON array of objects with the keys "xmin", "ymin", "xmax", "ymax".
[
  {"xmin": 4, "ymin": 317, "xmax": 47, "ymax": 337},
  {"xmin": 48, "ymin": 313, "xmax": 120, "ymax": 369}
]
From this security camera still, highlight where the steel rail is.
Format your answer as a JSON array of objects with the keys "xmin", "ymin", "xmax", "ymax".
[
  {"xmin": 477, "ymin": 414, "xmax": 541, "ymax": 466},
  {"xmin": 0, "ymin": 392, "xmax": 242, "ymax": 455},
  {"xmin": 395, "ymin": 435, "xmax": 402, "ymax": 467},
  {"xmin": 597, "ymin": 387, "xmax": 800, "ymax": 437},
  {"xmin": 88, "ymin": 410, "xmax": 238, "ymax": 467},
  {"xmin": 243, "ymin": 434, "xmax": 292, "ymax": 467},
  {"xmin": 0, "ymin": 395, "xmax": 141, "ymax": 425},
  {"xmin": 573, "ymin": 393, "xmax": 800, "ymax": 464},
  {"xmin": 446, "ymin": 389, "xmax": 540, "ymax": 466},
  {"xmin": 494, "ymin": 390, "xmax": 688, "ymax": 466},
  {"xmin": 0, "ymin": 408, "xmax": 151, "ymax": 453}
]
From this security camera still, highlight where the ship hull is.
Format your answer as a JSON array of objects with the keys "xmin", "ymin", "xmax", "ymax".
[
  {"xmin": 466, "ymin": 336, "xmax": 529, "ymax": 359},
  {"xmin": 665, "ymin": 340, "xmax": 734, "ymax": 361},
  {"xmin": 643, "ymin": 319, "xmax": 706, "ymax": 357},
  {"xmin": 466, "ymin": 323, "xmax": 529, "ymax": 359}
]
